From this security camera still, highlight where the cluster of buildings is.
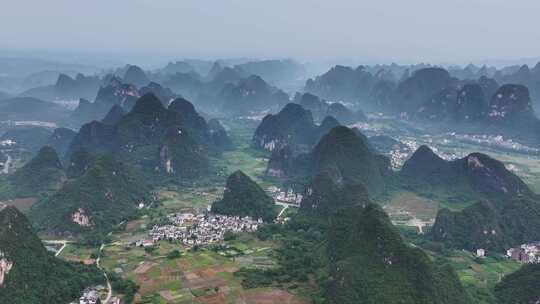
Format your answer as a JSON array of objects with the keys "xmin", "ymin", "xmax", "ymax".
[
  {"xmin": 138, "ymin": 212, "xmax": 263, "ymax": 247},
  {"xmin": 450, "ymin": 133, "xmax": 540, "ymax": 154},
  {"xmin": 387, "ymin": 148, "xmax": 413, "ymax": 170},
  {"xmin": 71, "ymin": 288, "xmax": 100, "ymax": 304},
  {"xmin": 69, "ymin": 286, "xmax": 122, "ymax": 304},
  {"xmin": 266, "ymin": 186, "xmax": 302, "ymax": 205},
  {"xmin": 0, "ymin": 139, "xmax": 15, "ymax": 147},
  {"xmin": 506, "ymin": 242, "xmax": 540, "ymax": 263}
]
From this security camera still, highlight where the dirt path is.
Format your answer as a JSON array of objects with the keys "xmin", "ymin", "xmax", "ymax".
[
  {"xmin": 406, "ymin": 217, "xmax": 434, "ymax": 234},
  {"xmin": 277, "ymin": 205, "xmax": 288, "ymax": 218},
  {"xmin": 55, "ymin": 242, "xmax": 67, "ymax": 257},
  {"xmin": 42, "ymin": 240, "xmax": 72, "ymax": 257},
  {"xmin": 275, "ymin": 201, "xmax": 299, "ymax": 221},
  {"xmin": 97, "ymin": 243, "xmax": 112, "ymax": 303}
]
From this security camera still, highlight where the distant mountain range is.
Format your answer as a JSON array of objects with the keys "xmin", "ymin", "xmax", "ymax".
[
  {"xmin": 294, "ymin": 92, "xmax": 366, "ymax": 124},
  {"xmin": 68, "ymin": 93, "xmax": 231, "ymax": 180},
  {"xmin": 20, "ymin": 73, "xmax": 101, "ymax": 102},
  {"xmin": 306, "ymin": 64, "xmax": 540, "ymax": 144},
  {"xmin": 71, "ymin": 76, "xmax": 177, "ymax": 124},
  {"xmin": 0, "ymin": 97, "xmax": 71, "ymax": 123},
  {"xmin": 217, "ymin": 75, "xmax": 289, "ymax": 115}
]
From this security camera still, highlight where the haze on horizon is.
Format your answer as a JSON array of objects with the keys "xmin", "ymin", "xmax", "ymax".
[{"xmin": 1, "ymin": 0, "xmax": 539, "ymax": 66}]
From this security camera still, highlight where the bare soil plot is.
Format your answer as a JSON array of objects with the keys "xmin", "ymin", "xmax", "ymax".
[
  {"xmin": 134, "ymin": 262, "xmax": 155, "ymax": 274},
  {"xmin": 195, "ymin": 292, "xmax": 227, "ymax": 304},
  {"xmin": 241, "ymin": 289, "xmax": 310, "ymax": 304},
  {"xmin": 126, "ymin": 219, "xmax": 145, "ymax": 232},
  {"xmin": 384, "ymin": 191, "xmax": 439, "ymax": 221},
  {"xmin": 182, "ymin": 270, "xmax": 226, "ymax": 290}
]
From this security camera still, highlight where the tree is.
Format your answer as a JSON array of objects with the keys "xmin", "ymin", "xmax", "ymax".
[{"xmin": 166, "ymin": 250, "xmax": 181, "ymax": 259}]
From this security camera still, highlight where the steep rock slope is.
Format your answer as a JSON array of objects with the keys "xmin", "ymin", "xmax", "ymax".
[
  {"xmin": 45, "ymin": 127, "xmax": 77, "ymax": 157},
  {"xmin": 253, "ymin": 103, "xmax": 321, "ymax": 154},
  {"xmin": 309, "ymin": 126, "xmax": 389, "ymax": 195},
  {"xmin": 211, "ymin": 170, "xmax": 276, "ymax": 222},
  {"xmin": 494, "ymin": 263, "xmax": 540, "ymax": 304},
  {"xmin": 30, "ymin": 156, "xmax": 151, "ymax": 235},
  {"xmin": 68, "ymin": 93, "xmax": 228, "ymax": 179},
  {"xmin": 326, "ymin": 204, "xmax": 469, "ymax": 304},
  {"xmin": 431, "ymin": 197, "xmax": 540, "ymax": 251},
  {"xmin": 401, "ymin": 145, "xmax": 531, "ymax": 200},
  {"xmin": 8, "ymin": 146, "xmax": 65, "ymax": 197},
  {"xmin": 0, "ymin": 206, "xmax": 103, "ymax": 303}
]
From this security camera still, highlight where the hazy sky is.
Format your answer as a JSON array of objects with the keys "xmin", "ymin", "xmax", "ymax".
[{"xmin": 1, "ymin": 0, "xmax": 539, "ymax": 65}]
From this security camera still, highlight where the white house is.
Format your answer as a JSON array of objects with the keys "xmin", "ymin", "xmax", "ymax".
[{"xmin": 476, "ymin": 248, "xmax": 485, "ymax": 258}]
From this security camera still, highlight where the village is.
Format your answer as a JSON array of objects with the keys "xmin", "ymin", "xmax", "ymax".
[
  {"xmin": 506, "ymin": 242, "xmax": 540, "ymax": 263},
  {"xmin": 72, "ymin": 288, "xmax": 100, "ymax": 304},
  {"xmin": 266, "ymin": 186, "xmax": 303, "ymax": 205},
  {"xmin": 70, "ymin": 286, "xmax": 122, "ymax": 304},
  {"xmin": 134, "ymin": 186, "xmax": 303, "ymax": 248},
  {"xmin": 139, "ymin": 212, "xmax": 263, "ymax": 247},
  {"xmin": 475, "ymin": 241, "xmax": 540, "ymax": 263}
]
